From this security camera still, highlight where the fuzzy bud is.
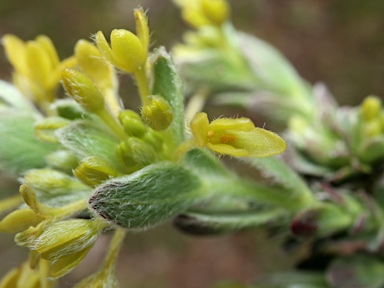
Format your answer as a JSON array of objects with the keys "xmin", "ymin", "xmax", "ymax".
[
  {"xmin": 141, "ymin": 95, "xmax": 173, "ymax": 130},
  {"xmin": 61, "ymin": 69, "xmax": 105, "ymax": 113}
]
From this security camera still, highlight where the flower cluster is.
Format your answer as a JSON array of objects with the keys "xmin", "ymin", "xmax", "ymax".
[{"xmin": 0, "ymin": 4, "xmax": 286, "ymax": 287}]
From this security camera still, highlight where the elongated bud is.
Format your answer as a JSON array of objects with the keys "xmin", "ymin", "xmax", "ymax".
[
  {"xmin": 61, "ymin": 69, "xmax": 105, "ymax": 113},
  {"xmin": 118, "ymin": 109, "xmax": 147, "ymax": 137},
  {"xmin": 24, "ymin": 168, "xmax": 87, "ymax": 195},
  {"xmin": 34, "ymin": 117, "xmax": 71, "ymax": 143},
  {"xmin": 19, "ymin": 184, "xmax": 41, "ymax": 215},
  {"xmin": 74, "ymin": 156, "xmax": 119, "ymax": 187},
  {"xmin": 141, "ymin": 95, "xmax": 173, "ymax": 130},
  {"xmin": 0, "ymin": 209, "xmax": 44, "ymax": 233}
]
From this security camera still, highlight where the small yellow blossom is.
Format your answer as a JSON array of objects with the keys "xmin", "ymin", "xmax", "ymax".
[
  {"xmin": 174, "ymin": 0, "xmax": 230, "ymax": 28},
  {"xmin": 74, "ymin": 39, "xmax": 120, "ymax": 114},
  {"xmin": 95, "ymin": 9, "xmax": 149, "ymax": 74},
  {"xmin": 2, "ymin": 34, "xmax": 76, "ymax": 105},
  {"xmin": 191, "ymin": 112, "xmax": 286, "ymax": 157}
]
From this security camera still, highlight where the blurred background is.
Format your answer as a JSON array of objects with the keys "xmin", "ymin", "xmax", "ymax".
[{"xmin": 1, "ymin": 0, "xmax": 384, "ymax": 287}]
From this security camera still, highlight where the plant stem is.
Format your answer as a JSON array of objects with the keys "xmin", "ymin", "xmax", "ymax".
[{"xmin": 134, "ymin": 66, "xmax": 150, "ymax": 105}]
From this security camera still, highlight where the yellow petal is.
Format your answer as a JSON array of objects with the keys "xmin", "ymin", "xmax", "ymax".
[
  {"xmin": 232, "ymin": 128, "xmax": 286, "ymax": 157},
  {"xmin": 95, "ymin": 31, "xmax": 118, "ymax": 67},
  {"xmin": 190, "ymin": 112, "xmax": 210, "ymax": 147},
  {"xmin": 2, "ymin": 34, "xmax": 28, "ymax": 75},
  {"xmin": 209, "ymin": 117, "xmax": 254, "ymax": 132},
  {"xmin": 75, "ymin": 39, "xmax": 114, "ymax": 90},
  {"xmin": 35, "ymin": 35, "xmax": 59, "ymax": 68}
]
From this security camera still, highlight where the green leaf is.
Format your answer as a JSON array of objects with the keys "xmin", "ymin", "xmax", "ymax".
[
  {"xmin": 183, "ymin": 148, "xmax": 301, "ymax": 212},
  {"xmin": 242, "ymin": 156, "xmax": 315, "ymax": 209},
  {"xmin": 150, "ymin": 47, "xmax": 185, "ymax": 145},
  {"xmin": 174, "ymin": 208, "xmax": 287, "ymax": 236},
  {"xmin": 89, "ymin": 162, "xmax": 202, "ymax": 229},
  {"xmin": 56, "ymin": 120, "xmax": 121, "ymax": 169},
  {"xmin": 238, "ymin": 33, "xmax": 313, "ymax": 110},
  {"xmin": 0, "ymin": 80, "xmax": 37, "ymax": 112},
  {"xmin": 0, "ymin": 110, "xmax": 58, "ymax": 177}
]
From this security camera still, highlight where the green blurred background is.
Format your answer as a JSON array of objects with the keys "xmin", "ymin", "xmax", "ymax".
[{"xmin": 1, "ymin": 0, "xmax": 384, "ymax": 287}]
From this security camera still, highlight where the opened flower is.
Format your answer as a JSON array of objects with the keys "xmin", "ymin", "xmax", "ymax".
[{"xmin": 191, "ymin": 112, "xmax": 286, "ymax": 157}]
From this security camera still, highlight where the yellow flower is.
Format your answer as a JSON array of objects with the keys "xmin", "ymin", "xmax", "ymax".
[
  {"xmin": 95, "ymin": 8, "xmax": 149, "ymax": 74},
  {"xmin": 74, "ymin": 39, "xmax": 121, "ymax": 114},
  {"xmin": 190, "ymin": 112, "xmax": 286, "ymax": 157},
  {"xmin": 174, "ymin": 0, "xmax": 230, "ymax": 28},
  {"xmin": 2, "ymin": 34, "xmax": 76, "ymax": 105}
]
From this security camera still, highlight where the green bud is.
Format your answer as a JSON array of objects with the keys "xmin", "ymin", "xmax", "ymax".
[
  {"xmin": 118, "ymin": 109, "xmax": 147, "ymax": 137},
  {"xmin": 34, "ymin": 117, "xmax": 71, "ymax": 143},
  {"xmin": 142, "ymin": 130, "xmax": 164, "ymax": 152},
  {"xmin": 361, "ymin": 96, "xmax": 381, "ymax": 121},
  {"xmin": 89, "ymin": 162, "xmax": 202, "ymax": 229},
  {"xmin": 74, "ymin": 156, "xmax": 119, "ymax": 187},
  {"xmin": 24, "ymin": 168, "xmax": 87, "ymax": 195},
  {"xmin": 117, "ymin": 137, "xmax": 157, "ymax": 168},
  {"xmin": 51, "ymin": 99, "xmax": 88, "ymax": 120},
  {"xmin": 141, "ymin": 95, "xmax": 173, "ymax": 130},
  {"xmin": 61, "ymin": 69, "xmax": 105, "ymax": 113}
]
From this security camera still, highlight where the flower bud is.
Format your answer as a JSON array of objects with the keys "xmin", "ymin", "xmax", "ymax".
[
  {"xmin": 118, "ymin": 109, "xmax": 147, "ymax": 137},
  {"xmin": 74, "ymin": 156, "xmax": 119, "ymax": 187},
  {"xmin": 24, "ymin": 168, "xmax": 87, "ymax": 195},
  {"xmin": 361, "ymin": 96, "xmax": 381, "ymax": 121},
  {"xmin": 61, "ymin": 69, "xmax": 105, "ymax": 113},
  {"xmin": 33, "ymin": 219, "xmax": 100, "ymax": 261},
  {"xmin": 141, "ymin": 96, "xmax": 173, "ymax": 130},
  {"xmin": 117, "ymin": 137, "xmax": 157, "ymax": 169},
  {"xmin": 0, "ymin": 209, "xmax": 44, "ymax": 233},
  {"xmin": 201, "ymin": 0, "xmax": 230, "ymax": 26},
  {"xmin": 95, "ymin": 29, "xmax": 146, "ymax": 73},
  {"xmin": 34, "ymin": 117, "xmax": 71, "ymax": 143}
]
